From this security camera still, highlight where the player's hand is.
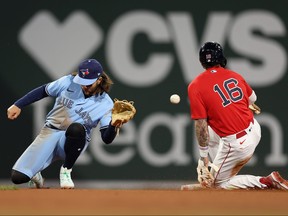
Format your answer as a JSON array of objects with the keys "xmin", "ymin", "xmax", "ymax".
[
  {"xmin": 197, "ymin": 157, "xmax": 215, "ymax": 188},
  {"xmin": 200, "ymin": 156, "xmax": 210, "ymax": 166},
  {"xmin": 249, "ymin": 103, "xmax": 261, "ymax": 115},
  {"xmin": 7, "ymin": 105, "xmax": 21, "ymax": 120},
  {"xmin": 111, "ymin": 99, "xmax": 136, "ymax": 127}
]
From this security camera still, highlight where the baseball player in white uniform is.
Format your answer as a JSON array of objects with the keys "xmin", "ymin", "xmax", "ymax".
[{"xmin": 185, "ymin": 42, "xmax": 288, "ymax": 190}]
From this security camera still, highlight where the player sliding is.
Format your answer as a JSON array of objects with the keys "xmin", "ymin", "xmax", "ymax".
[
  {"xmin": 185, "ymin": 41, "xmax": 288, "ymax": 190},
  {"xmin": 7, "ymin": 59, "xmax": 135, "ymax": 189}
]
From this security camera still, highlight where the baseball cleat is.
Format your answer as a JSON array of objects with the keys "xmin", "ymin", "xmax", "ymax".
[
  {"xmin": 59, "ymin": 166, "xmax": 74, "ymax": 189},
  {"xmin": 260, "ymin": 171, "xmax": 288, "ymax": 190},
  {"xmin": 28, "ymin": 172, "xmax": 44, "ymax": 188}
]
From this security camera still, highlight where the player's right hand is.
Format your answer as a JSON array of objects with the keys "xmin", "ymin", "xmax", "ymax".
[{"xmin": 7, "ymin": 105, "xmax": 21, "ymax": 120}]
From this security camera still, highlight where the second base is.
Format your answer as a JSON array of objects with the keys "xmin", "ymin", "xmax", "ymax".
[{"xmin": 180, "ymin": 183, "xmax": 203, "ymax": 190}]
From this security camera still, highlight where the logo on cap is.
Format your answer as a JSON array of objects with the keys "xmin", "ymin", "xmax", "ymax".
[
  {"xmin": 80, "ymin": 69, "xmax": 90, "ymax": 77},
  {"xmin": 206, "ymin": 53, "xmax": 212, "ymax": 62}
]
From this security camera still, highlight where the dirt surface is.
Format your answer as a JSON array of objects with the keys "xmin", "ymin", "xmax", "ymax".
[{"xmin": 0, "ymin": 188, "xmax": 287, "ymax": 215}]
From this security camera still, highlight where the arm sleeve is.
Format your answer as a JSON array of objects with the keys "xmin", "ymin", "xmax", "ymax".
[
  {"xmin": 14, "ymin": 84, "xmax": 49, "ymax": 109},
  {"xmin": 248, "ymin": 90, "xmax": 257, "ymax": 105},
  {"xmin": 100, "ymin": 122, "xmax": 117, "ymax": 144},
  {"xmin": 241, "ymin": 75, "xmax": 256, "ymax": 105}
]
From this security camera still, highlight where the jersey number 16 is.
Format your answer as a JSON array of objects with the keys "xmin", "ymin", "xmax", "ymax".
[{"xmin": 213, "ymin": 78, "xmax": 243, "ymax": 107}]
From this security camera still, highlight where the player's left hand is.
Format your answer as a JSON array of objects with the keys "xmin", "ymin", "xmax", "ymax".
[
  {"xmin": 7, "ymin": 105, "xmax": 21, "ymax": 120},
  {"xmin": 197, "ymin": 158, "xmax": 215, "ymax": 188},
  {"xmin": 111, "ymin": 99, "xmax": 136, "ymax": 128}
]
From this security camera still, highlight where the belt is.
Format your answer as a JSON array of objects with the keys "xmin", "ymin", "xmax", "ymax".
[
  {"xmin": 46, "ymin": 124, "xmax": 59, "ymax": 130},
  {"xmin": 236, "ymin": 130, "xmax": 247, "ymax": 139},
  {"xmin": 235, "ymin": 119, "xmax": 254, "ymax": 139}
]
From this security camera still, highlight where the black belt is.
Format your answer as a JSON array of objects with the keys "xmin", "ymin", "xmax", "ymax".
[{"xmin": 46, "ymin": 124, "xmax": 59, "ymax": 130}]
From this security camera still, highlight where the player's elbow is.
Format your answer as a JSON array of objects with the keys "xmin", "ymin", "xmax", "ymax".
[
  {"xmin": 101, "ymin": 132, "xmax": 115, "ymax": 144},
  {"xmin": 102, "ymin": 138, "xmax": 113, "ymax": 145}
]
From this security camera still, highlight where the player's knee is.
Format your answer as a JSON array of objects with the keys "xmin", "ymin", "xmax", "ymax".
[
  {"xmin": 65, "ymin": 122, "xmax": 85, "ymax": 138},
  {"xmin": 64, "ymin": 123, "xmax": 86, "ymax": 153},
  {"xmin": 11, "ymin": 170, "xmax": 30, "ymax": 184}
]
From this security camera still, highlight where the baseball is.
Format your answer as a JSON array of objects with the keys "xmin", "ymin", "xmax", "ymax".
[{"xmin": 170, "ymin": 94, "xmax": 180, "ymax": 104}]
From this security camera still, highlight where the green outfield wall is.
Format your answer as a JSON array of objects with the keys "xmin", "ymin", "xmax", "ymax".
[{"xmin": 1, "ymin": 0, "xmax": 287, "ymax": 181}]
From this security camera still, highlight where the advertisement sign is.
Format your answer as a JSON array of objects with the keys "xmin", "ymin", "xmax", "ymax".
[{"xmin": 1, "ymin": 0, "xmax": 287, "ymax": 181}]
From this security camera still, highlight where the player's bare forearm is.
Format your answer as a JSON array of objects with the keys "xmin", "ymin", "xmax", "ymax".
[
  {"xmin": 195, "ymin": 119, "xmax": 209, "ymax": 148},
  {"xmin": 195, "ymin": 119, "xmax": 210, "ymax": 166}
]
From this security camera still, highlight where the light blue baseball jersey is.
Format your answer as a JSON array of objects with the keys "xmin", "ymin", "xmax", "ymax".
[
  {"xmin": 13, "ymin": 74, "xmax": 113, "ymax": 178},
  {"xmin": 45, "ymin": 74, "xmax": 113, "ymax": 134}
]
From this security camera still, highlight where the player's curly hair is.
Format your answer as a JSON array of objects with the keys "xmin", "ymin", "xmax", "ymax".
[
  {"xmin": 71, "ymin": 71, "xmax": 114, "ymax": 93},
  {"xmin": 98, "ymin": 72, "xmax": 114, "ymax": 93}
]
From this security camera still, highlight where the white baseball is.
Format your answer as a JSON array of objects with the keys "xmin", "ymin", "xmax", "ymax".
[{"xmin": 170, "ymin": 94, "xmax": 180, "ymax": 104}]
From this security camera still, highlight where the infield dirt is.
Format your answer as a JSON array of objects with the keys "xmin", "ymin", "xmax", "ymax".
[{"xmin": 0, "ymin": 188, "xmax": 287, "ymax": 215}]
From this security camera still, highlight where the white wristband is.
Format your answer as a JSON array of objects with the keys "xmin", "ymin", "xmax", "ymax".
[{"xmin": 199, "ymin": 145, "xmax": 209, "ymax": 157}]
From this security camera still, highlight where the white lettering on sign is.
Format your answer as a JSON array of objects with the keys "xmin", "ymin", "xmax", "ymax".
[
  {"xmin": 228, "ymin": 10, "xmax": 286, "ymax": 86},
  {"xmin": 106, "ymin": 11, "xmax": 173, "ymax": 87},
  {"xmin": 105, "ymin": 10, "xmax": 286, "ymax": 87}
]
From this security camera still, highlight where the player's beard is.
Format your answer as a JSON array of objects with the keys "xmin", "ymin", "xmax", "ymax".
[{"xmin": 82, "ymin": 83, "xmax": 101, "ymax": 97}]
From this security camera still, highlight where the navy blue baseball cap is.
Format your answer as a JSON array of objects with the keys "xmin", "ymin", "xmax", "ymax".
[{"xmin": 73, "ymin": 59, "xmax": 103, "ymax": 85}]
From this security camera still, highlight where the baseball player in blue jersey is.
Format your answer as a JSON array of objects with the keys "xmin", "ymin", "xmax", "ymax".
[{"xmin": 7, "ymin": 59, "xmax": 120, "ymax": 189}]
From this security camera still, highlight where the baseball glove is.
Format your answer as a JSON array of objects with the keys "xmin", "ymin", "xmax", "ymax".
[
  {"xmin": 249, "ymin": 103, "xmax": 261, "ymax": 115},
  {"xmin": 111, "ymin": 98, "xmax": 136, "ymax": 128},
  {"xmin": 197, "ymin": 159, "xmax": 215, "ymax": 188}
]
